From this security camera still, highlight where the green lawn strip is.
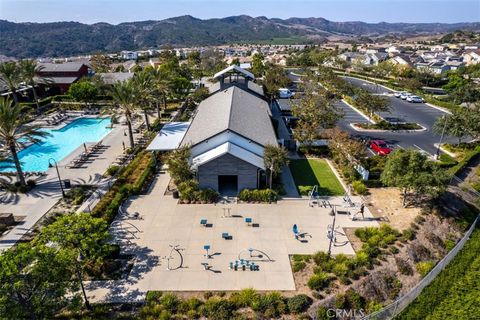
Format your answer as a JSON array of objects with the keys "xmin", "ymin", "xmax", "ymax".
[
  {"xmin": 398, "ymin": 227, "xmax": 480, "ymax": 319},
  {"xmin": 289, "ymin": 159, "xmax": 344, "ymax": 196}
]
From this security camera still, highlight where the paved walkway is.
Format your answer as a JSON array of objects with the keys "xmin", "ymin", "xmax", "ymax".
[
  {"xmin": 86, "ymin": 172, "xmax": 379, "ymax": 303},
  {"xmin": 0, "ymin": 121, "xmax": 129, "ymax": 250}
]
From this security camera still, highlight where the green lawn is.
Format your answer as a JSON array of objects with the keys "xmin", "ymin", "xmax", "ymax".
[{"xmin": 289, "ymin": 159, "xmax": 345, "ymax": 196}]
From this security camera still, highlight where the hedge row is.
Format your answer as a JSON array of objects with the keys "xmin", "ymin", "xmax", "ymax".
[
  {"xmin": 238, "ymin": 188, "xmax": 278, "ymax": 203},
  {"xmin": 91, "ymin": 152, "xmax": 155, "ymax": 223}
]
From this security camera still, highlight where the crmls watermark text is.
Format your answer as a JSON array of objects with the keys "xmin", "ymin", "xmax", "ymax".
[{"xmin": 324, "ymin": 308, "xmax": 366, "ymax": 319}]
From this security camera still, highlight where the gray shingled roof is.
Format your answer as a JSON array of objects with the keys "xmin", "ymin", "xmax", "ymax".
[
  {"xmin": 99, "ymin": 72, "xmax": 134, "ymax": 85},
  {"xmin": 38, "ymin": 62, "xmax": 86, "ymax": 72},
  {"xmin": 181, "ymin": 86, "xmax": 277, "ymax": 147}
]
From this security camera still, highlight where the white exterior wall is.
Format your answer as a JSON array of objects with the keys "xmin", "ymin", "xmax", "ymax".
[{"xmin": 190, "ymin": 131, "xmax": 264, "ymax": 159}]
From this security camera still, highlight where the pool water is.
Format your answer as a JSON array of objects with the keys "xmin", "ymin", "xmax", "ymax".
[{"xmin": 0, "ymin": 117, "xmax": 112, "ymax": 172}]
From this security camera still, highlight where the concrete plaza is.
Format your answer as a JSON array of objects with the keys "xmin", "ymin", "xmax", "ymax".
[{"xmin": 87, "ymin": 171, "xmax": 379, "ymax": 302}]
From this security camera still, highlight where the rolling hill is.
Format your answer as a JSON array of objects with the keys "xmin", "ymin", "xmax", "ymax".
[{"xmin": 1, "ymin": 15, "xmax": 479, "ymax": 58}]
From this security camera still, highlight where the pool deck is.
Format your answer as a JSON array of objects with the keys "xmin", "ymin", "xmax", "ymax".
[{"xmin": 0, "ymin": 118, "xmax": 132, "ymax": 251}]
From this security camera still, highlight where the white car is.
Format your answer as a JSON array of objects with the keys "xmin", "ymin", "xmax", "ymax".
[
  {"xmin": 278, "ymin": 88, "xmax": 295, "ymax": 99},
  {"xmin": 394, "ymin": 91, "xmax": 407, "ymax": 98},
  {"xmin": 400, "ymin": 92, "xmax": 411, "ymax": 100},
  {"xmin": 406, "ymin": 95, "xmax": 424, "ymax": 103}
]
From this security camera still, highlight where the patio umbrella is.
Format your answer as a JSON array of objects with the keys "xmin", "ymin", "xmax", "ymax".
[
  {"xmin": 83, "ymin": 143, "xmax": 88, "ymax": 153},
  {"xmin": 122, "ymin": 141, "xmax": 126, "ymax": 152}
]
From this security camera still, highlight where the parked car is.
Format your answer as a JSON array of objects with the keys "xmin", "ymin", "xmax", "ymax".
[
  {"xmin": 394, "ymin": 91, "xmax": 407, "ymax": 98},
  {"xmin": 370, "ymin": 140, "xmax": 393, "ymax": 156},
  {"xmin": 406, "ymin": 95, "xmax": 424, "ymax": 103},
  {"xmin": 279, "ymin": 88, "xmax": 295, "ymax": 99},
  {"xmin": 400, "ymin": 92, "xmax": 411, "ymax": 100}
]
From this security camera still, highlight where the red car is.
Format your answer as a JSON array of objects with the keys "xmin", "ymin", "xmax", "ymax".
[{"xmin": 370, "ymin": 140, "xmax": 392, "ymax": 156}]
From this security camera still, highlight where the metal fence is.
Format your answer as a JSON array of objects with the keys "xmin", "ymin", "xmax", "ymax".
[{"xmin": 362, "ymin": 214, "xmax": 479, "ymax": 320}]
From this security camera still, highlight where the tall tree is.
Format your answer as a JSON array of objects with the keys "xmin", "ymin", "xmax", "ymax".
[
  {"xmin": 380, "ymin": 149, "xmax": 448, "ymax": 207},
  {"xmin": 355, "ymin": 90, "xmax": 390, "ymax": 121},
  {"xmin": 37, "ymin": 213, "xmax": 111, "ymax": 311},
  {"xmin": 262, "ymin": 64, "xmax": 291, "ymax": 103},
  {"xmin": 68, "ymin": 80, "xmax": 98, "ymax": 107},
  {"xmin": 0, "ymin": 61, "xmax": 21, "ymax": 104},
  {"xmin": 0, "ymin": 97, "xmax": 49, "ymax": 186},
  {"xmin": 0, "ymin": 243, "xmax": 79, "ymax": 319},
  {"xmin": 433, "ymin": 109, "xmax": 471, "ymax": 144},
  {"xmin": 90, "ymin": 53, "xmax": 111, "ymax": 73},
  {"xmin": 149, "ymin": 67, "xmax": 170, "ymax": 120},
  {"xmin": 110, "ymin": 80, "xmax": 137, "ymax": 148},
  {"xmin": 132, "ymin": 70, "xmax": 154, "ymax": 130},
  {"xmin": 19, "ymin": 59, "xmax": 47, "ymax": 114},
  {"xmin": 263, "ymin": 144, "xmax": 289, "ymax": 189},
  {"xmin": 251, "ymin": 53, "xmax": 265, "ymax": 77}
]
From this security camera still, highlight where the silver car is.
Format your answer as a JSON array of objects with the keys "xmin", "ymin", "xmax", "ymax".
[{"xmin": 407, "ymin": 95, "xmax": 424, "ymax": 103}]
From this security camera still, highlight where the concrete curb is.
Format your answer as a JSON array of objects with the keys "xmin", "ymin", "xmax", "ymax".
[
  {"xmin": 425, "ymin": 103, "xmax": 452, "ymax": 115},
  {"xmin": 433, "ymin": 143, "xmax": 457, "ymax": 158},
  {"xmin": 350, "ymin": 123, "xmax": 427, "ymax": 133}
]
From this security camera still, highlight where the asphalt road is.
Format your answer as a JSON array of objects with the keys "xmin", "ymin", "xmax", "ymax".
[{"xmin": 281, "ymin": 73, "xmax": 455, "ymax": 156}]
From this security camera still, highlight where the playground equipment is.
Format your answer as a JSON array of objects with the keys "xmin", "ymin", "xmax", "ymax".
[
  {"xmin": 167, "ymin": 245, "xmax": 185, "ymax": 270},
  {"xmin": 237, "ymin": 248, "xmax": 274, "ymax": 262}
]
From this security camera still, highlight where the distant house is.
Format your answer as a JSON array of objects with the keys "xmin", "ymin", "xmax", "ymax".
[
  {"xmin": 364, "ymin": 52, "xmax": 388, "ymax": 65},
  {"xmin": 37, "ymin": 62, "xmax": 90, "ymax": 93},
  {"xmin": 389, "ymin": 54, "xmax": 414, "ymax": 67},
  {"xmin": 338, "ymin": 52, "xmax": 363, "ymax": 62},
  {"xmin": 415, "ymin": 61, "xmax": 450, "ymax": 74},
  {"xmin": 120, "ymin": 51, "xmax": 138, "ymax": 60},
  {"xmin": 463, "ymin": 50, "xmax": 480, "ymax": 65}
]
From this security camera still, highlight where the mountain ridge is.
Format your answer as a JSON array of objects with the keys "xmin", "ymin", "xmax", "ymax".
[{"xmin": 1, "ymin": 15, "xmax": 479, "ymax": 58}]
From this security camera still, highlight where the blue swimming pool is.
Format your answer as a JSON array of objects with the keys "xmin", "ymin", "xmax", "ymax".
[{"xmin": 0, "ymin": 117, "xmax": 112, "ymax": 172}]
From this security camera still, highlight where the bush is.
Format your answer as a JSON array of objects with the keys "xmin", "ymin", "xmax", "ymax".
[
  {"xmin": 395, "ymin": 257, "xmax": 413, "ymax": 275},
  {"xmin": 178, "ymin": 179, "xmax": 199, "ymax": 202},
  {"xmin": 402, "ymin": 228, "xmax": 416, "ymax": 241},
  {"xmin": 106, "ymin": 165, "xmax": 121, "ymax": 176},
  {"xmin": 416, "ymin": 261, "xmax": 435, "ymax": 277},
  {"xmin": 335, "ymin": 289, "xmax": 366, "ymax": 310},
  {"xmin": 298, "ymin": 185, "xmax": 314, "ymax": 196},
  {"xmin": 198, "ymin": 188, "xmax": 219, "ymax": 203},
  {"xmin": 287, "ymin": 294, "xmax": 313, "ymax": 314},
  {"xmin": 307, "ymin": 272, "xmax": 332, "ymax": 291},
  {"xmin": 238, "ymin": 188, "xmax": 278, "ymax": 202},
  {"xmin": 292, "ymin": 261, "xmax": 306, "ymax": 272},
  {"xmin": 352, "ymin": 180, "xmax": 368, "ymax": 195}
]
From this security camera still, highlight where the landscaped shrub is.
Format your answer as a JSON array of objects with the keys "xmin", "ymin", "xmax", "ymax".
[
  {"xmin": 238, "ymin": 188, "xmax": 278, "ymax": 203},
  {"xmin": 198, "ymin": 188, "xmax": 219, "ymax": 203},
  {"xmin": 106, "ymin": 165, "xmax": 121, "ymax": 177},
  {"xmin": 287, "ymin": 294, "xmax": 313, "ymax": 314},
  {"xmin": 292, "ymin": 261, "xmax": 306, "ymax": 272},
  {"xmin": 352, "ymin": 180, "xmax": 368, "ymax": 195},
  {"xmin": 298, "ymin": 185, "xmax": 314, "ymax": 196},
  {"xmin": 254, "ymin": 292, "xmax": 287, "ymax": 317},
  {"xmin": 200, "ymin": 297, "xmax": 237, "ymax": 320},
  {"xmin": 308, "ymin": 272, "xmax": 333, "ymax": 291},
  {"xmin": 335, "ymin": 289, "xmax": 366, "ymax": 311},
  {"xmin": 416, "ymin": 261, "xmax": 435, "ymax": 277},
  {"xmin": 229, "ymin": 288, "xmax": 258, "ymax": 308},
  {"xmin": 178, "ymin": 179, "xmax": 199, "ymax": 202}
]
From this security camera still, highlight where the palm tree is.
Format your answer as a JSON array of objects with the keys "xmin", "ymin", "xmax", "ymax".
[
  {"xmin": 132, "ymin": 70, "xmax": 154, "ymax": 130},
  {"xmin": 0, "ymin": 62, "xmax": 21, "ymax": 104},
  {"xmin": 0, "ymin": 97, "xmax": 49, "ymax": 186},
  {"xmin": 19, "ymin": 59, "xmax": 47, "ymax": 114},
  {"xmin": 110, "ymin": 80, "xmax": 137, "ymax": 149},
  {"xmin": 149, "ymin": 68, "xmax": 170, "ymax": 120}
]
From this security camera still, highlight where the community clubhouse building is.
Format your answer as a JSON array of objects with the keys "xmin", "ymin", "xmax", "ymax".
[{"xmin": 147, "ymin": 66, "xmax": 278, "ymax": 195}]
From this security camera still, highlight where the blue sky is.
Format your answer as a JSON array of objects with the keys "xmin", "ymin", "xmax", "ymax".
[{"xmin": 0, "ymin": 0, "xmax": 478, "ymax": 24}]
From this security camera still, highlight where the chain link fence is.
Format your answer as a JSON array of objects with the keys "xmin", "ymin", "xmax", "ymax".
[{"xmin": 362, "ymin": 214, "xmax": 479, "ymax": 320}]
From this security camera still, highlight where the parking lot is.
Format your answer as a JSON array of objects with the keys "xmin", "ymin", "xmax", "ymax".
[{"xmin": 281, "ymin": 72, "xmax": 456, "ymax": 156}]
